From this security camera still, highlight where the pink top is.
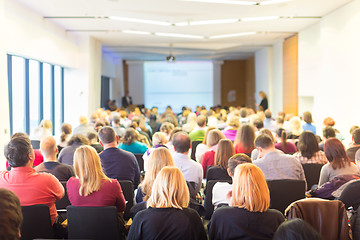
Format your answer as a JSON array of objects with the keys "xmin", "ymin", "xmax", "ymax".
[
  {"xmin": 6, "ymin": 149, "xmax": 44, "ymax": 168},
  {"xmin": 0, "ymin": 167, "xmax": 64, "ymax": 225},
  {"xmin": 67, "ymin": 178, "xmax": 126, "ymax": 213}
]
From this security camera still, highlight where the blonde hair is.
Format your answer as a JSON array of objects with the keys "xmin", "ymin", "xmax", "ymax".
[
  {"xmin": 202, "ymin": 126, "xmax": 216, "ymax": 144},
  {"xmin": 40, "ymin": 119, "xmax": 52, "ymax": 131},
  {"xmin": 140, "ymin": 147, "xmax": 174, "ymax": 201},
  {"xmin": 226, "ymin": 116, "xmax": 240, "ymax": 129},
  {"xmin": 79, "ymin": 116, "xmax": 88, "ymax": 125},
  {"xmin": 207, "ymin": 129, "xmax": 225, "ymax": 147},
  {"xmin": 152, "ymin": 132, "xmax": 167, "ymax": 146},
  {"xmin": 232, "ymin": 163, "xmax": 270, "ymax": 212},
  {"xmin": 147, "ymin": 166, "xmax": 189, "ymax": 209},
  {"xmin": 73, "ymin": 145, "xmax": 110, "ymax": 196},
  {"xmin": 289, "ymin": 117, "xmax": 302, "ymax": 136},
  {"xmin": 214, "ymin": 139, "xmax": 235, "ymax": 169}
]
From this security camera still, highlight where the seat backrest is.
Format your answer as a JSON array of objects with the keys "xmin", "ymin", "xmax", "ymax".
[
  {"xmin": 190, "ymin": 141, "xmax": 202, "ymax": 161},
  {"xmin": 338, "ymin": 179, "xmax": 360, "ymax": 209},
  {"xmin": 118, "ymin": 180, "xmax": 134, "ymax": 220},
  {"xmin": 302, "ymin": 163, "xmax": 323, "ymax": 190},
  {"xmin": 21, "ymin": 204, "xmax": 53, "ymax": 240},
  {"xmin": 55, "ymin": 181, "xmax": 71, "ymax": 210},
  {"xmin": 286, "ymin": 198, "xmax": 350, "ymax": 240},
  {"xmin": 30, "ymin": 140, "xmax": 41, "ymax": 149},
  {"xmin": 67, "ymin": 206, "xmax": 121, "ymax": 240},
  {"xmin": 267, "ymin": 179, "xmax": 306, "ymax": 214},
  {"xmin": 134, "ymin": 154, "xmax": 144, "ymax": 172},
  {"xmin": 204, "ymin": 180, "xmax": 231, "ymax": 220}
]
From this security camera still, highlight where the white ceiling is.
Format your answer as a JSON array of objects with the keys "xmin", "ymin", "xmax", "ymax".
[{"xmin": 16, "ymin": 0, "xmax": 353, "ymax": 61}]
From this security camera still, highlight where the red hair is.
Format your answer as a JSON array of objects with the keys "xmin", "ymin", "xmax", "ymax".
[{"xmin": 324, "ymin": 138, "xmax": 350, "ymax": 170}]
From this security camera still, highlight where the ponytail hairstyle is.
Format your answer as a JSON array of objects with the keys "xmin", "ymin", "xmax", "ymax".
[{"xmin": 276, "ymin": 128, "xmax": 287, "ymax": 152}]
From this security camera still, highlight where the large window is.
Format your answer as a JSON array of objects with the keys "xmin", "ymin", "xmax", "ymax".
[{"xmin": 7, "ymin": 54, "xmax": 65, "ymax": 136}]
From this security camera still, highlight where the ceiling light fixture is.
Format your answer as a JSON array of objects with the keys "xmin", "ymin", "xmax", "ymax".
[
  {"xmin": 109, "ymin": 16, "xmax": 171, "ymax": 26},
  {"xmin": 181, "ymin": 0, "xmax": 294, "ymax": 5},
  {"xmin": 122, "ymin": 30, "xmax": 151, "ymax": 35},
  {"xmin": 175, "ymin": 18, "xmax": 239, "ymax": 26},
  {"xmin": 209, "ymin": 31, "xmax": 256, "ymax": 39},
  {"xmin": 155, "ymin": 32, "xmax": 204, "ymax": 39},
  {"xmin": 258, "ymin": 0, "xmax": 292, "ymax": 5},
  {"xmin": 241, "ymin": 16, "xmax": 280, "ymax": 21}
]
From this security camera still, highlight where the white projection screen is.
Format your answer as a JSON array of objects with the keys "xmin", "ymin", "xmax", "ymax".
[{"xmin": 144, "ymin": 61, "xmax": 213, "ymax": 113}]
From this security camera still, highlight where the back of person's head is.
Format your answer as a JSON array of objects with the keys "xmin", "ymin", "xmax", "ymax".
[
  {"xmin": 226, "ymin": 116, "xmax": 240, "ymax": 129},
  {"xmin": 264, "ymin": 109, "xmax": 272, "ymax": 119},
  {"xmin": 276, "ymin": 117, "xmax": 284, "ymax": 125},
  {"xmin": 87, "ymin": 132, "xmax": 99, "ymax": 144},
  {"xmin": 196, "ymin": 115, "xmax": 207, "ymax": 127},
  {"xmin": 259, "ymin": 128, "xmax": 275, "ymax": 142},
  {"xmin": 68, "ymin": 134, "xmax": 90, "ymax": 146},
  {"xmin": 232, "ymin": 163, "xmax": 270, "ymax": 212},
  {"xmin": 147, "ymin": 166, "xmax": 189, "ymax": 209},
  {"xmin": 303, "ymin": 111, "xmax": 313, "ymax": 124},
  {"xmin": 40, "ymin": 136, "xmax": 58, "ymax": 158},
  {"xmin": 73, "ymin": 145, "xmax": 109, "ymax": 196},
  {"xmin": 289, "ymin": 117, "xmax": 302, "ymax": 135},
  {"xmin": 98, "ymin": 126, "xmax": 116, "ymax": 144},
  {"xmin": 276, "ymin": 128, "xmax": 287, "ymax": 150},
  {"xmin": 228, "ymin": 153, "xmax": 252, "ymax": 176},
  {"xmin": 122, "ymin": 128, "xmax": 138, "ymax": 145},
  {"xmin": 324, "ymin": 138, "xmax": 350, "ymax": 170},
  {"xmin": 350, "ymin": 125, "xmax": 360, "ymax": 134},
  {"xmin": 168, "ymin": 127, "xmax": 183, "ymax": 142},
  {"xmin": 298, "ymin": 131, "xmax": 320, "ymax": 159},
  {"xmin": 214, "ymin": 139, "xmax": 235, "ymax": 170},
  {"xmin": 61, "ymin": 123, "xmax": 72, "ymax": 142},
  {"xmin": 39, "ymin": 119, "xmax": 52, "ymax": 131},
  {"xmin": 356, "ymin": 148, "xmax": 360, "ymax": 165},
  {"xmin": 255, "ymin": 134, "xmax": 274, "ymax": 149},
  {"xmin": 239, "ymin": 108, "xmax": 247, "ymax": 118},
  {"xmin": 160, "ymin": 122, "xmax": 175, "ymax": 135},
  {"xmin": 253, "ymin": 119, "xmax": 264, "ymax": 130},
  {"xmin": 352, "ymin": 128, "xmax": 360, "ymax": 145},
  {"xmin": 202, "ymin": 126, "xmax": 216, "ymax": 145},
  {"xmin": 206, "ymin": 129, "xmax": 225, "ymax": 147},
  {"xmin": 259, "ymin": 91, "xmax": 267, "ymax": 99},
  {"xmin": 142, "ymin": 147, "xmax": 175, "ymax": 201},
  {"xmin": 0, "ymin": 188, "xmax": 23, "ymax": 240},
  {"xmin": 234, "ymin": 124, "xmax": 255, "ymax": 151},
  {"xmin": 323, "ymin": 126, "xmax": 336, "ymax": 139},
  {"xmin": 79, "ymin": 115, "xmax": 88, "ymax": 125},
  {"xmin": 273, "ymin": 218, "xmax": 323, "ymax": 240},
  {"xmin": 5, "ymin": 135, "xmax": 32, "ymax": 168},
  {"xmin": 323, "ymin": 117, "xmax": 335, "ymax": 127},
  {"xmin": 112, "ymin": 116, "xmax": 120, "ymax": 125},
  {"xmin": 172, "ymin": 132, "xmax": 191, "ymax": 153},
  {"xmin": 152, "ymin": 132, "xmax": 167, "ymax": 146}
]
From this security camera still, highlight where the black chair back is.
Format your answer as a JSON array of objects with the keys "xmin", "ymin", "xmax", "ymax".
[
  {"xmin": 30, "ymin": 140, "xmax": 41, "ymax": 149},
  {"xmin": 21, "ymin": 204, "xmax": 53, "ymax": 240},
  {"xmin": 338, "ymin": 180, "xmax": 360, "ymax": 210},
  {"xmin": 204, "ymin": 180, "xmax": 231, "ymax": 220},
  {"xmin": 267, "ymin": 179, "xmax": 306, "ymax": 214},
  {"xmin": 67, "ymin": 206, "xmax": 122, "ymax": 240},
  {"xmin": 134, "ymin": 154, "xmax": 144, "ymax": 172},
  {"xmin": 55, "ymin": 181, "xmax": 71, "ymax": 210},
  {"xmin": 118, "ymin": 180, "xmax": 134, "ymax": 220},
  {"xmin": 190, "ymin": 141, "xmax": 202, "ymax": 161},
  {"xmin": 302, "ymin": 163, "xmax": 323, "ymax": 190}
]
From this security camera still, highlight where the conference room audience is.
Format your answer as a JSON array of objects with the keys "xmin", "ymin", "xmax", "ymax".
[
  {"xmin": 288, "ymin": 116, "xmax": 302, "ymax": 139},
  {"xmin": 58, "ymin": 134, "xmax": 89, "ymax": 166},
  {"xmin": 263, "ymin": 109, "xmax": 277, "ymax": 132},
  {"xmin": 87, "ymin": 132, "xmax": 103, "ymax": 153},
  {"xmin": 31, "ymin": 119, "xmax": 52, "ymax": 141},
  {"xmin": 142, "ymin": 132, "xmax": 167, "ymax": 169},
  {"xmin": 159, "ymin": 122, "xmax": 175, "ymax": 141},
  {"xmin": 318, "ymin": 138, "xmax": 359, "ymax": 186},
  {"xmin": 99, "ymin": 127, "xmax": 140, "ymax": 188},
  {"xmin": 251, "ymin": 128, "xmax": 276, "ymax": 161},
  {"xmin": 208, "ymin": 163, "xmax": 285, "ymax": 240},
  {"xmin": 273, "ymin": 218, "xmax": 322, "ymax": 240},
  {"xmin": 35, "ymin": 136, "xmax": 75, "ymax": 181},
  {"xmin": 221, "ymin": 116, "xmax": 239, "ymax": 142},
  {"xmin": 189, "ymin": 115, "xmax": 208, "ymax": 142},
  {"xmin": 195, "ymin": 126, "xmax": 216, "ymax": 162},
  {"xmin": 72, "ymin": 115, "xmax": 96, "ymax": 136},
  {"xmin": 319, "ymin": 126, "xmax": 336, "ymax": 151},
  {"xmin": 206, "ymin": 139, "xmax": 234, "ymax": 182},
  {"xmin": 182, "ymin": 112, "xmax": 197, "ymax": 133},
  {"xmin": 0, "ymin": 135, "xmax": 64, "ymax": 225},
  {"xmin": 128, "ymin": 167, "xmax": 207, "ymax": 240},
  {"xmin": 118, "ymin": 128, "xmax": 148, "ymax": 154},
  {"xmin": 302, "ymin": 111, "xmax": 316, "ymax": 134},
  {"xmin": 165, "ymin": 127, "xmax": 183, "ymax": 154},
  {"xmin": 294, "ymin": 131, "xmax": 328, "ymax": 164},
  {"xmin": 274, "ymin": 128, "xmax": 297, "ymax": 154},
  {"xmin": 58, "ymin": 123, "xmax": 72, "ymax": 148},
  {"xmin": 234, "ymin": 123, "xmax": 255, "ymax": 155},
  {"xmin": 346, "ymin": 127, "xmax": 360, "ymax": 162},
  {"xmin": 67, "ymin": 146, "xmax": 126, "ymax": 213}
]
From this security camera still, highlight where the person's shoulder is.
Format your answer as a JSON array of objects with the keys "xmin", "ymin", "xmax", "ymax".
[
  {"xmin": 266, "ymin": 208, "xmax": 286, "ymax": 220},
  {"xmin": 212, "ymin": 206, "xmax": 235, "ymax": 216}
]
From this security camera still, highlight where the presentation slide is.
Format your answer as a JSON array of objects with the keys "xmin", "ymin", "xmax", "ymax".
[{"xmin": 144, "ymin": 61, "xmax": 213, "ymax": 113}]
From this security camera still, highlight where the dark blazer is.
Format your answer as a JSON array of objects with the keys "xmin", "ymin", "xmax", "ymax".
[{"xmin": 122, "ymin": 96, "xmax": 132, "ymax": 108}]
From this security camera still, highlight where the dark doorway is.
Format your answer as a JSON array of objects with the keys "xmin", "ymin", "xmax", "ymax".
[{"xmin": 101, "ymin": 76, "xmax": 110, "ymax": 108}]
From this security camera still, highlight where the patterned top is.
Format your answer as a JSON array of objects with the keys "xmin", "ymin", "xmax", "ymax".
[{"xmin": 294, "ymin": 150, "xmax": 328, "ymax": 164}]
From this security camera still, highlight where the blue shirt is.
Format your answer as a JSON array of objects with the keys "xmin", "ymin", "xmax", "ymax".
[
  {"xmin": 119, "ymin": 141, "xmax": 148, "ymax": 154},
  {"xmin": 302, "ymin": 123, "xmax": 316, "ymax": 134}
]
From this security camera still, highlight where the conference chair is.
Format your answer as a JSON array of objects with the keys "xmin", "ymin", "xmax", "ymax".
[
  {"xmin": 204, "ymin": 180, "xmax": 232, "ymax": 220},
  {"xmin": 267, "ymin": 179, "xmax": 306, "ymax": 214},
  {"xmin": 134, "ymin": 154, "xmax": 144, "ymax": 172},
  {"xmin": 302, "ymin": 163, "xmax": 323, "ymax": 190},
  {"xmin": 55, "ymin": 181, "xmax": 71, "ymax": 210},
  {"xmin": 190, "ymin": 141, "xmax": 202, "ymax": 161},
  {"xmin": 67, "ymin": 206, "xmax": 124, "ymax": 240},
  {"xmin": 118, "ymin": 180, "xmax": 134, "ymax": 220},
  {"xmin": 285, "ymin": 198, "xmax": 350, "ymax": 240},
  {"xmin": 21, "ymin": 204, "xmax": 54, "ymax": 240}
]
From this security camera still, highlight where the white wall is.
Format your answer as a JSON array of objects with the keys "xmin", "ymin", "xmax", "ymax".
[
  {"xmin": 102, "ymin": 54, "xmax": 124, "ymax": 106},
  {"xmin": 272, "ymin": 40, "xmax": 284, "ymax": 115},
  {"xmin": 213, "ymin": 61, "xmax": 222, "ymax": 106},
  {"xmin": 255, "ymin": 47, "xmax": 273, "ymax": 110},
  {"xmin": 298, "ymin": 0, "xmax": 360, "ymax": 139}
]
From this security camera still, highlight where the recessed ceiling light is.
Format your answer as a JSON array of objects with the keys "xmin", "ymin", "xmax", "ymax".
[
  {"xmin": 258, "ymin": 0, "xmax": 293, "ymax": 5},
  {"xmin": 182, "ymin": 0, "xmax": 255, "ymax": 5},
  {"xmin": 109, "ymin": 16, "xmax": 171, "ymax": 26},
  {"xmin": 122, "ymin": 30, "xmax": 151, "ymax": 35},
  {"xmin": 175, "ymin": 18, "xmax": 239, "ymax": 26},
  {"xmin": 155, "ymin": 32, "xmax": 204, "ymax": 39},
  {"xmin": 241, "ymin": 16, "xmax": 280, "ymax": 21},
  {"xmin": 209, "ymin": 31, "xmax": 256, "ymax": 39}
]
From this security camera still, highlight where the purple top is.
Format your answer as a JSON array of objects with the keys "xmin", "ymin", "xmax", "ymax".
[
  {"xmin": 222, "ymin": 129, "xmax": 237, "ymax": 142},
  {"xmin": 275, "ymin": 142, "xmax": 297, "ymax": 154}
]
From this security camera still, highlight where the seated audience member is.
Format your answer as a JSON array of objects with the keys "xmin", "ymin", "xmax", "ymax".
[
  {"xmin": 182, "ymin": 112, "xmax": 197, "ymax": 133},
  {"xmin": 251, "ymin": 129, "xmax": 276, "ymax": 161},
  {"xmin": 165, "ymin": 127, "xmax": 183, "ymax": 154},
  {"xmin": 172, "ymin": 133, "xmax": 203, "ymax": 193},
  {"xmin": 160, "ymin": 122, "xmax": 175, "ymax": 141},
  {"xmin": 58, "ymin": 123, "xmax": 72, "ymax": 149},
  {"xmin": 31, "ymin": 119, "xmax": 52, "ymax": 141},
  {"xmin": 128, "ymin": 167, "xmax": 207, "ymax": 240},
  {"xmin": 234, "ymin": 124, "xmax": 255, "ymax": 154},
  {"xmin": 99, "ymin": 127, "xmax": 140, "ymax": 188},
  {"xmin": 111, "ymin": 115, "xmax": 126, "ymax": 138},
  {"xmin": 239, "ymin": 108, "xmax": 249, "ymax": 123},
  {"xmin": 323, "ymin": 117, "xmax": 344, "ymax": 142},
  {"xmin": 212, "ymin": 154, "xmax": 252, "ymax": 208},
  {"xmin": 67, "ymin": 146, "xmax": 126, "ymax": 213},
  {"xmin": 35, "ymin": 136, "xmax": 75, "ymax": 181},
  {"xmin": 118, "ymin": 128, "xmax": 148, "ymax": 154},
  {"xmin": 263, "ymin": 109, "xmax": 277, "ymax": 132},
  {"xmin": 221, "ymin": 116, "xmax": 240, "ymax": 142},
  {"xmin": 346, "ymin": 128, "xmax": 360, "ymax": 162},
  {"xmin": 288, "ymin": 116, "xmax": 302, "ymax": 139},
  {"xmin": 254, "ymin": 134, "xmax": 306, "ymax": 183},
  {"xmin": 189, "ymin": 115, "xmax": 208, "ymax": 142},
  {"xmin": 195, "ymin": 126, "xmax": 216, "ymax": 162},
  {"xmin": 253, "ymin": 118, "xmax": 264, "ymax": 134},
  {"xmin": 201, "ymin": 130, "xmax": 226, "ymax": 178},
  {"xmin": 207, "ymin": 110, "xmax": 218, "ymax": 127},
  {"xmin": 302, "ymin": 111, "xmax": 316, "ymax": 134},
  {"xmin": 318, "ymin": 138, "xmax": 359, "ymax": 186},
  {"xmin": 294, "ymin": 131, "xmax": 328, "ymax": 164},
  {"xmin": 0, "ymin": 135, "xmax": 64, "ymax": 225},
  {"xmin": 206, "ymin": 139, "xmax": 235, "ymax": 182},
  {"xmin": 142, "ymin": 132, "xmax": 167, "ymax": 170},
  {"xmin": 72, "ymin": 115, "xmax": 96, "ymax": 136},
  {"xmin": 58, "ymin": 134, "xmax": 89, "ymax": 166},
  {"xmin": 319, "ymin": 126, "xmax": 336, "ymax": 151},
  {"xmin": 276, "ymin": 116, "xmax": 284, "ymax": 129},
  {"xmin": 273, "ymin": 218, "xmax": 322, "ymax": 240},
  {"xmin": 0, "ymin": 188, "xmax": 23, "ymax": 240},
  {"xmin": 87, "ymin": 132, "xmax": 103, "ymax": 153},
  {"xmin": 274, "ymin": 128, "xmax": 297, "ymax": 154},
  {"xmin": 208, "ymin": 163, "xmax": 285, "ymax": 240},
  {"xmin": 136, "ymin": 147, "xmax": 174, "ymax": 203}
]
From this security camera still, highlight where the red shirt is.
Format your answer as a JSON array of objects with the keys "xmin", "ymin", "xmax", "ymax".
[
  {"xmin": 202, "ymin": 150, "xmax": 216, "ymax": 178},
  {"xmin": 0, "ymin": 167, "xmax": 64, "ymax": 224},
  {"xmin": 6, "ymin": 149, "xmax": 44, "ymax": 168},
  {"xmin": 234, "ymin": 143, "xmax": 254, "ymax": 154},
  {"xmin": 67, "ymin": 178, "xmax": 126, "ymax": 213}
]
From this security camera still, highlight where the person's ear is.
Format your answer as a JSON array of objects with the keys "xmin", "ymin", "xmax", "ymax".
[
  {"xmin": 99, "ymin": 140, "xmax": 104, "ymax": 147},
  {"xmin": 227, "ymin": 168, "xmax": 232, "ymax": 177},
  {"xmin": 116, "ymin": 135, "xmax": 119, "ymax": 143}
]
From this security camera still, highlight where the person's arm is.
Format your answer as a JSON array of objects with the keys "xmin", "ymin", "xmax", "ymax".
[
  {"xmin": 113, "ymin": 180, "xmax": 126, "ymax": 212},
  {"xmin": 318, "ymin": 164, "xmax": 330, "ymax": 186},
  {"xmin": 48, "ymin": 175, "xmax": 65, "ymax": 200},
  {"xmin": 127, "ymin": 211, "xmax": 142, "ymax": 240},
  {"xmin": 201, "ymin": 152, "xmax": 209, "ymax": 177},
  {"xmin": 133, "ymin": 156, "xmax": 141, "ymax": 189}
]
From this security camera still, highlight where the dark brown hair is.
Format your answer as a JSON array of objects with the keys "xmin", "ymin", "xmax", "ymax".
[
  {"xmin": 324, "ymin": 138, "xmax": 351, "ymax": 170},
  {"xmin": 60, "ymin": 123, "xmax": 72, "ymax": 142},
  {"xmin": 276, "ymin": 128, "xmax": 287, "ymax": 152},
  {"xmin": 298, "ymin": 131, "xmax": 319, "ymax": 159},
  {"xmin": 214, "ymin": 139, "xmax": 235, "ymax": 170},
  {"xmin": 234, "ymin": 124, "xmax": 255, "ymax": 152},
  {"xmin": 5, "ymin": 136, "xmax": 32, "ymax": 167}
]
